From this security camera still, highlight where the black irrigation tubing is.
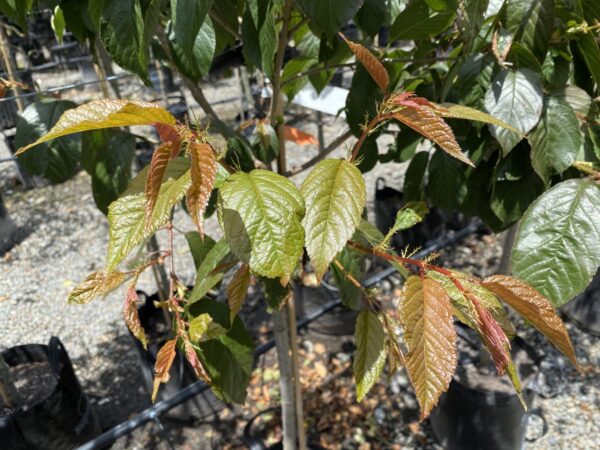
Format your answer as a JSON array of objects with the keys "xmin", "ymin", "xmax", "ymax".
[
  {"xmin": 76, "ymin": 219, "xmax": 483, "ymax": 450},
  {"xmin": 0, "ymin": 73, "xmax": 133, "ymax": 103}
]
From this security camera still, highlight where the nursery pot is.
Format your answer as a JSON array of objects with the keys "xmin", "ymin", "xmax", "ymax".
[
  {"xmin": 562, "ymin": 268, "xmax": 600, "ymax": 336},
  {"xmin": 0, "ymin": 337, "xmax": 101, "ymax": 449},
  {"xmin": 131, "ymin": 291, "xmax": 225, "ymax": 422},
  {"xmin": 429, "ymin": 335, "xmax": 542, "ymax": 450}
]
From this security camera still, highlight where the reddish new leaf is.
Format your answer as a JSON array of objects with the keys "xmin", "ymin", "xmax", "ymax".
[
  {"xmin": 186, "ymin": 142, "xmax": 217, "ymax": 236},
  {"xmin": 184, "ymin": 339, "xmax": 211, "ymax": 383},
  {"xmin": 392, "ymin": 107, "xmax": 474, "ymax": 167},
  {"xmin": 482, "ymin": 275, "xmax": 580, "ymax": 371},
  {"xmin": 284, "ymin": 126, "xmax": 318, "ymax": 145},
  {"xmin": 68, "ymin": 270, "xmax": 128, "ymax": 304},
  {"xmin": 227, "ymin": 264, "xmax": 251, "ymax": 320},
  {"xmin": 340, "ymin": 34, "xmax": 389, "ymax": 92},
  {"xmin": 400, "ymin": 276, "xmax": 457, "ymax": 420},
  {"xmin": 123, "ymin": 286, "xmax": 147, "ymax": 349},
  {"xmin": 152, "ymin": 339, "xmax": 177, "ymax": 402},
  {"xmin": 144, "ymin": 142, "xmax": 173, "ymax": 226},
  {"xmin": 155, "ymin": 123, "xmax": 181, "ymax": 148}
]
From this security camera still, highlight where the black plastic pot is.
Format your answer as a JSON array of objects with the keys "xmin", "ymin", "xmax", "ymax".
[
  {"xmin": 131, "ymin": 291, "xmax": 226, "ymax": 422},
  {"xmin": 429, "ymin": 336, "xmax": 543, "ymax": 450},
  {"xmin": 0, "ymin": 337, "xmax": 101, "ymax": 449},
  {"xmin": 562, "ymin": 268, "xmax": 600, "ymax": 336}
]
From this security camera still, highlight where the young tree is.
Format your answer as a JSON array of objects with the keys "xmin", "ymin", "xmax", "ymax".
[{"xmin": 6, "ymin": 1, "xmax": 600, "ymax": 448}]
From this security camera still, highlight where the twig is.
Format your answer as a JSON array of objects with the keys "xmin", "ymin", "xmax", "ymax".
[{"xmin": 286, "ymin": 129, "xmax": 353, "ymax": 176}]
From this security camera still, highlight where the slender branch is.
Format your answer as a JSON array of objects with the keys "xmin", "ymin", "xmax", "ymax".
[
  {"xmin": 280, "ymin": 62, "xmax": 356, "ymax": 88},
  {"xmin": 286, "ymin": 128, "xmax": 353, "ymax": 176}
]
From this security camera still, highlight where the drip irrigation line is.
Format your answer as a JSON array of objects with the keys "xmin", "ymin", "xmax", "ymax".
[
  {"xmin": 0, "ymin": 73, "xmax": 133, "ymax": 103},
  {"xmin": 76, "ymin": 219, "xmax": 482, "ymax": 450}
]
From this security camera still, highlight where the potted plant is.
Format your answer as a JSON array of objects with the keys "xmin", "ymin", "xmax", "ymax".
[{"xmin": 8, "ymin": 0, "xmax": 600, "ymax": 448}]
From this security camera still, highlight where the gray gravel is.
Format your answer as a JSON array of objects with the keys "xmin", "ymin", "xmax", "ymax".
[{"xmin": 0, "ymin": 73, "xmax": 598, "ymax": 449}]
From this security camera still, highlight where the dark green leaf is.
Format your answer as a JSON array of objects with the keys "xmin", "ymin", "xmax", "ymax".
[
  {"xmin": 355, "ymin": 0, "xmax": 387, "ymax": 37},
  {"xmin": 483, "ymin": 69, "xmax": 543, "ymax": 155},
  {"xmin": 15, "ymin": 99, "xmax": 81, "ymax": 184},
  {"xmin": 345, "ymin": 65, "xmax": 383, "ymax": 136},
  {"xmin": 427, "ymin": 149, "xmax": 467, "ymax": 211},
  {"xmin": 574, "ymin": 31, "xmax": 600, "ymax": 87},
  {"xmin": 241, "ymin": 2, "xmax": 277, "ymax": 78},
  {"xmin": 390, "ymin": 1, "xmax": 455, "ymax": 41},
  {"xmin": 185, "ymin": 231, "xmax": 217, "ymax": 270},
  {"xmin": 296, "ymin": 0, "xmax": 365, "ymax": 38},
  {"xmin": 502, "ymin": 0, "xmax": 554, "ymax": 61},
  {"xmin": 454, "ymin": 53, "xmax": 496, "ymax": 109},
  {"xmin": 511, "ymin": 179, "xmax": 600, "ymax": 307},
  {"xmin": 403, "ymin": 151, "xmax": 430, "ymax": 202},
  {"xmin": 331, "ymin": 246, "xmax": 364, "ymax": 310},
  {"xmin": 225, "ymin": 137, "xmax": 256, "ymax": 172},
  {"xmin": 261, "ymin": 276, "xmax": 291, "ymax": 310},
  {"xmin": 529, "ymin": 96, "xmax": 582, "ymax": 183},
  {"xmin": 354, "ymin": 310, "xmax": 386, "ymax": 401},
  {"xmin": 197, "ymin": 300, "xmax": 254, "ymax": 403},
  {"xmin": 81, "ymin": 129, "xmax": 136, "ymax": 214},
  {"xmin": 188, "ymin": 238, "xmax": 231, "ymax": 304}
]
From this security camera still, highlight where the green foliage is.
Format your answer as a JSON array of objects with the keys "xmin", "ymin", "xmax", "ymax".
[
  {"xmin": 353, "ymin": 310, "xmax": 386, "ymax": 401},
  {"xmin": 512, "ymin": 179, "xmax": 600, "ymax": 307}
]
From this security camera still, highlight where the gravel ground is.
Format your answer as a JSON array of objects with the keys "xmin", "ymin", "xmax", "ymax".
[{"xmin": 0, "ymin": 72, "xmax": 598, "ymax": 449}]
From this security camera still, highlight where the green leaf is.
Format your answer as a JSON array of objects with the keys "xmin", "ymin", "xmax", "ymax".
[
  {"xmin": 169, "ymin": 0, "xmax": 212, "ymax": 63},
  {"xmin": 301, "ymin": 159, "xmax": 366, "ymax": 281},
  {"xmin": 188, "ymin": 238, "xmax": 231, "ymax": 304},
  {"xmin": 139, "ymin": 0, "xmax": 163, "ymax": 70},
  {"xmin": 507, "ymin": 43, "xmax": 543, "ymax": 73},
  {"xmin": 296, "ymin": 0, "xmax": 364, "ymax": 38},
  {"xmin": 106, "ymin": 169, "xmax": 191, "ymax": 271},
  {"xmin": 353, "ymin": 310, "xmax": 386, "ymax": 401},
  {"xmin": 391, "ymin": 1, "xmax": 455, "ymax": 41},
  {"xmin": 555, "ymin": 85, "xmax": 594, "ymax": 119},
  {"xmin": 529, "ymin": 96, "xmax": 582, "ymax": 183},
  {"xmin": 14, "ymin": 99, "xmax": 81, "ymax": 184},
  {"xmin": 0, "ymin": 0, "xmax": 33, "ymax": 29},
  {"xmin": 198, "ymin": 310, "xmax": 254, "ymax": 403},
  {"xmin": 427, "ymin": 149, "xmax": 467, "ymax": 211},
  {"xmin": 380, "ymin": 201, "xmax": 429, "ymax": 248},
  {"xmin": 281, "ymin": 57, "xmax": 318, "ymax": 101},
  {"xmin": 241, "ymin": 1, "xmax": 277, "ymax": 78},
  {"xmin": 261, "ymin": 276, "xmax": 291, "ymax": 310},
  {"xmin": 16, "ymin": 99, "xmax": 176, "ymax": 155},
  {"xmin": 51, "ymin": 6, "xmax": 66, "ymax": 43},
  {"xmin": 185, "ymin": 232, "xmax": 217, "ymax": 270},
  {"xmin": 511, "ymin": 179, "xmax": 600, "ymax": 307},
  {"xmin": 345, "ymin": 65, "xmax": 383, "ymax": 136},
  {"xmin": 189, "ymin": 313, "xmax": 227, "ymax": 342},
  {"xmin": 123, "ymin": 156, "xmax": 190, "ymax": 196},
  {"xmin": 225, "ymin": 137, "xmax": 256, "ymax": 172},
  {"xmin": 355, "ymin": 0, "xmax": 387, "ymax": 37},
  {"xmin": 99, "ymin": 0, "xmax": 149, "ymax": 82},
  {"xmin": 81, "ymin": 129, "xmax": 136, "ymax": 215},
  {"xmin": 502, "ymin": 0, "xmax": 554, "ymax": 61},
  {"xmin": 454, "ymin": 53, "xmax": 496, "ymax": 109},
  {"xmin": 483, "ymin": 69, "xmax": 543, "ymax": 155},
  {"xmin": 218, "ymin": 170, "xmax": 305, "ymax": 283},
  {"xmin": 574, "ymin": 31, "xmax": 600, "ymax": 87},
  {"xmin": 403, "ymin": 151, "xmax": 430, "ymax": 202},
  {"xmin": 167, "ymin": 14, "xmax": 216, "ymax": 81},
  {"xmin": 490, "ymin": 172, "xmax": 544, "ymax": 228}
]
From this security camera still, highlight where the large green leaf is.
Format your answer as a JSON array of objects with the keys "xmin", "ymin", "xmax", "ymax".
[
  {"xmin": 529, "ymin": 96, "xmax": 582, "ymax": 184},
  {"xmin": 353, "ymin": 310, "xmax": 386, "ymax": 401},
  {"xmin": 390, "ymin": 0, "xmax": 455, "ymax": 40},
  {"xmin": 301, "ymin": 159, "xmax": 366, "ymax": 281},
  {"xmin": 81, "ymin": 129, "xmax": 136, "ymax": 214},
  {"xmin": 196, "ymin": 300, "xmax": 254, "ymax": 403},
  {"xmin": 355, "ymin": 0, "xmax": 386, "ymax": 37},
  {"xmin": 188, "ymin": 238, "xmax": 231, "ymax": 304},
  {"xmin": 218, "ymin": 170, "xmax": 305, "ymax": 283},
  {"xmin": 99, "ymin": 0, "xmax": 148, "ymax": 82},
  {"xmin": 241, "ymin": 1, "xmax": 277, "ymax": 78},
  {"xmin": 346, "ymin": 65, "xmax": 384, "ymax": 136},
  {"xmin": 185, "ymin": 231, "xmax": 216, "ymax": 270},
  {"xmin": 575, "ymin": 31, "xmax": 600, "ymax": 88},
  {"xmin": 511, "ymin": 179, "xmax": 600, "ymax": 307},
  {"xmin": 106, "ymin": 169, "xmax": 191, "ymax": 271},
  {"xmin": 167, "ymin": 0, "xmax": 216, "ymax": 80},
  {"xmin": 16, "ymin": 99, "xmax": 176, "ymax": 154},
  {"xmin": 15, "ymin": 99, "xmax": 81, "ymax": 184},
  {"xmin": 0, "ymin": 0, "xmax": 33, "ymax": 29},
  {"xmin": 483, "ymin": 69, "xmax": 543, "ymax": 155},
  {"xmin": 296, "ymin": 0, "xmax": 365, "ymax": 38},
  {"xmin": 427, "ymin": 149, "xmax": 467, "ymax": 211},
  {"xmin": 454, "ymin": 53, "xmax": 496, "ymax": 109},
  {"xmin": 502, "ymin": 0, "xmax": 554, "ymax": 61}
]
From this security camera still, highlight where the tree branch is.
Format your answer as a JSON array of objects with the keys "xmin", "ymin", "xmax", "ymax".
[{"xmin": 286, "ymin": 128, "xmax": 353, "ymax": 176}]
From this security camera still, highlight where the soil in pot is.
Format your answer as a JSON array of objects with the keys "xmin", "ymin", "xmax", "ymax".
[
  {"xmin": 430, "ymin": 327, "xmax": 540, "ymax": 450},
  {"xmin": 132, "ymin": 291, "xmax": 226, "ymax": 422},
  {"xmin": 0, "ymin": 339, "xmax": 101, "ymax": 450}
]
